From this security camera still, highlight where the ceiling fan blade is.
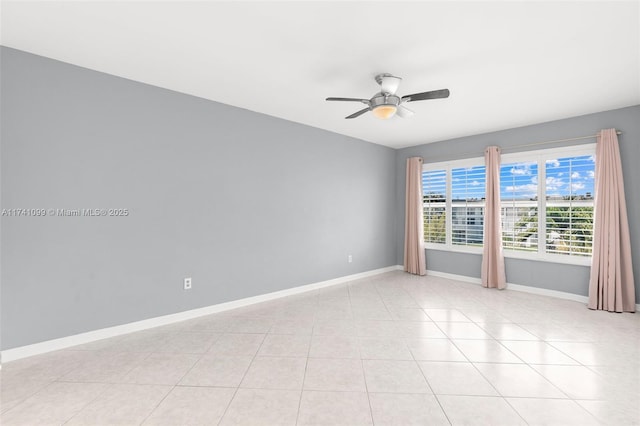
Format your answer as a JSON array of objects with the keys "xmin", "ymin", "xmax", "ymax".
[
  {"xmin": 326, "ymin": 97, "xmax": 370, "ymax": 104},
  {"xmin": 396, "ymin": 105, "xmax": 414, "ymax": 118},
  {"xmin": 402, "ymin": 89, "xmax": 450, "ymax": 102},
  {"xmin": 380, "ymin": 75, "xmax": 402, "ymax": 94},
  {"xmin": 345, "ymin": 108, "xmax": 370, "ymax": 119}
]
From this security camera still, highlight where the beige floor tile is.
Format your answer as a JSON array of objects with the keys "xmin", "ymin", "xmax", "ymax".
[
  {"xmin": 548, "ymin": 341, "xmax": 622, "ymax": 366},
  {"xmin": 94, "ymin": 331, "xmax": 168, "ymax": 353},
  {"xmin": 351, "ymin": 306, "xmax": 393, "ymax": 320},
  {"xmin": 452, "ymin": 339, "xmax": 523, "ymax": 363},
  {"xmin": 257, "ymin": 334, "xmax": 310, "ymax": 357},
  {"xmin": 66, "ymin": 383, "xmax": 170, "ymax": 425},
  {"xmin": 418, "ymin": 361, "xmax": 497, "ymax": 396},
  {"xmin": 1, "ymin": 382, "xmax": 109, "ymax": 425},
  {"xmin": 530, "ymin": 364, "xmax": 607, "ymax": 399},
  {"xmin": 458, "ymin": 309, "xmax": 512, "ymax": 323},
  {"xmin": 406, "ymin": 338, "xmax": 467, "ymax": 361},
  {"xmin": 438, "ymin": 395, "xmax": 527, "ymax": 425},
  {"xmin": 474, "ymin": 363, "xmax": 566, "ymax": 398},
  {"xmin": 358, "ymin": 337, "xmax": 413, "ymax": 360},
  {"xmin": 240, "ymin": 356, "xmax": 306, "ymax": 390},
  {"xmin": 122, "ymin": 353, "xmax": 200, "ymax": 385},
  {"xmin": 507, "ymin": 398, "xmax": 600, "ymax": 425},
  {"xmin": 208, "ymin": 333, "xmax": 265, "ymax": 356},
  {"xmin": 219, "ymin": 388, "xmax": 300, "ymax": 426},
  {"xmin": 363, "ymin": 360, "xmax": 431, "ymax": 393},
  {"xmin": 388, "ymin": 308, "xmax": 431, "ymax": 321},
  {"xmin": 436, "ymin": 322, "xmax": 493, "ymax": 339},
  {"xmin": 180, "ymin": 355, "xmax": 252, "ymax": 387},
  {"xmin": 0, "ymin": 376, "xmax": 50, "ymax": 414},
  {"xmin": 227, "ymin": 318, "xmax": 274, "ymax": 334},
  {"xmin": 312, "ymin": 319, "xmax": 356, "ymax": 336},
  {"xmin": 395, "ymin": 321, "xmax": 447, "ymax": 339},
  {"xmin": 477, "ymin": 323, "xmax": 540, "ymax": 340},
  {"xmin": 269, "ymin": 318, "xmax": 314, "ymax": 335},
  {"xmin": 308, "ymin": 335, "xmax": 360, "ymax": 359},
  {"xmin": 424, "ymin": 309, "xmax": 471, "ymax": 322},
  {"xmin": 186, "ymin": 314, "xmax": 232, "ymax": 332},
  {"xmin": 143, "ymin": 386, "xmax": 235, "ymax": 425},
  {"xmin": 368, "ymin": 393, "xmax": 449, "ymax": 426},
  {"xmin": 303, "ymin": 358, "xmax": 366, "ymax": 392},
  {"xmin": 1, "ymin": 350, "xmax": 96, "ymax": 382},
  {"xmin": 155, "ymin": 332, "xmax": 219, "ymax": 354},
  {"xmin": 500, "ymin": 340, "xmax": 579, "ymax": 364},
  {"xmin": 354, "ymin": 320, "xmax": 398, "ymax": 337},
  {"xmin": 576, "ymin": 399, "xmax": 640, "ymax": 425},
  {"xmin": 297, "ymin": 391, "xmax": 372, "ymax": 426},
  {"xmin": 60, "ymin": 352, "xmax": 150, "ymax": 383},
  {"xmin": 517, "ymin": 323, "xmax": 595, "ymax": 342}
]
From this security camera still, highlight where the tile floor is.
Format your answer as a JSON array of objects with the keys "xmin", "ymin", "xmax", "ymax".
[{"xmin": 1, "ymin": 271, "xmax": 638, "ymax": 425}]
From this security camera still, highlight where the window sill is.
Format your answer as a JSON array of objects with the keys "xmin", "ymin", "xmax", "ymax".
[
  {"xmin": 503, "ymin": 250, "xmax": 591, "ymax": 266},
  {"xmin": 424, "ymin": 245, "xmax": 483, "ymax": 255},
  {"xmin": 423, "ymin": 245, "xmax": 591, "ymax": 267}
]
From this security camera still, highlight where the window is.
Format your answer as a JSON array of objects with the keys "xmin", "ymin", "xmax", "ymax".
[
  {"xmin": 422, "ymin": 169, "xmax": 446, "ymax": 244},
  {"xmin": 422, "ymin": 159, "xmax": 485, "ymax": 252},
  {"xmin": 501, "ymin": 160, "xmax": 539, "ymax": 253},
  {"xmin": 451, "ymin": 166, "xmax": 485, "ymax": 247},
  {"xmin": 422, "ymin": 143, "xmax": 595, "ymax": 264},
  {"xmin": 500, "ymin": 145, "xmax": 595, "ymax": 263},
  {"xmin": 544, "ymin": 154, "xmax": 594, "ymax": 256}
]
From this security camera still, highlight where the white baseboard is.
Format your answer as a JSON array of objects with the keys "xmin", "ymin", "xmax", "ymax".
[
  {"xmin": 505, "ymin": 282, "xmax": 588, "ymax": 304},
  {"xmin": 427, "ymin": 269, "xmax": 588, "ymax": 302},
  {"xmin": 1, "ymin": 265, "xmax": 399, "ymax": 363},
  {"xmin": 426, "ymin": 270, "xmax": 482, "ymax": 285},
  {"xmin": 427, "ymin": 269, "xmax": 640, "ymax": 310}
]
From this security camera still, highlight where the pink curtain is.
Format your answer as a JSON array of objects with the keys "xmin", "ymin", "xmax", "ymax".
[
  {"xmin": 588, "ymin": 129, "xmax": 635, "ymax": 312},
  {"xmin": 404, "ymin": 157, "xmax": 426, "ymax": 275},
  {"xmin": 481, "ymin": 146, "xmax": 506, "ymax": 289}
]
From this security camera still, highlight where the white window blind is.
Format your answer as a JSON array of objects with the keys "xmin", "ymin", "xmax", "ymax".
[
  {"xmin": 500, "ymin": 161, "xmax": 539, "ymax": 253},
  {"xmin": 451, "ymin": 166, "xmax": 485, "ymax": 247},
  {"xmin": 544, "ymin": 154, "xmax": 594, "ymax": 256},
  {"xmin": 422, "ymin": 169, "xmax": 447, "ymax": 244}
]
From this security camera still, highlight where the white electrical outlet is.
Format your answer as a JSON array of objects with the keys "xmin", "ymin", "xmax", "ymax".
[
  {"xmin": 348, "ymin": 254, "xmax": 353, "ymax": 263},
  {"xmin": 183, "ymin": 277, "xmax": 192, "ymax": 290}
]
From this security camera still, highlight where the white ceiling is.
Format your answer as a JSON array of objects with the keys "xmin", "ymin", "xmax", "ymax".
[{"xmin": 1, "ymin": 1, "xmax": 639, "ymax": 149}]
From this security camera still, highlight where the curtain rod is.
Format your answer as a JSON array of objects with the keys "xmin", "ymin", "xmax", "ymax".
[{"xmin": 424, "ymin": 130, "xmax": 622, "ymax": 162}]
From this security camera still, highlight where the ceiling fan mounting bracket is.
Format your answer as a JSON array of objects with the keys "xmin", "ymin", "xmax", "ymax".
[{"xmin": 374, "ymin": 73, "xmax": 394, "ymax": 85}]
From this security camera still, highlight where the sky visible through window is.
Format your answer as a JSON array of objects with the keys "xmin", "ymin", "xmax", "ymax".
[
  {"xmin": 502, "ymin": 155, "xmax": 595, "ymax": 200},
  {"xmin": 424, "ymin": 155, "xmax": 596, "ymax": 201}
]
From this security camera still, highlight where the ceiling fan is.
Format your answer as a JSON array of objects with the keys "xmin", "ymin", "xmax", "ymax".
[{"xmin": 326, "ymin": 73, "xmax": 450, "ymax": 120}]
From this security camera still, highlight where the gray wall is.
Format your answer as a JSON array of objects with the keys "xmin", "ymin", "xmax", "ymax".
[
  {"xmin": 396, "ymin": 105, "xmax": 640, "ymax": 302},
  {"xmin": 0, "ymin": 47, "xmax": 397, "ymax": 350}
]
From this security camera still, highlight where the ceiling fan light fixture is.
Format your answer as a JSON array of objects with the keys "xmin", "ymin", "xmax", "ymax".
[{"xmin": 372, "ymin": 105, "xmax": 397, "ymax": 119}]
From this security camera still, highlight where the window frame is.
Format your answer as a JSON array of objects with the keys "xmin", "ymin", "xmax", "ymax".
[
  {"xmin": 500, "ymin": 143, "xmax": 595, "ymax": 266},
  {"xmin": 422, "ymin": 156, "xmax": 485, "ymax": 255},
  {"xmin": 421, "ymin": 143, "xmax": 596, "ymax": 266}
]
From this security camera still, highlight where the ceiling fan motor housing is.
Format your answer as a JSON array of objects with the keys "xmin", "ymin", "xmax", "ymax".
[{"xmin": 370, "ymin": 93, "xmax": 401, "ymax": 108}]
